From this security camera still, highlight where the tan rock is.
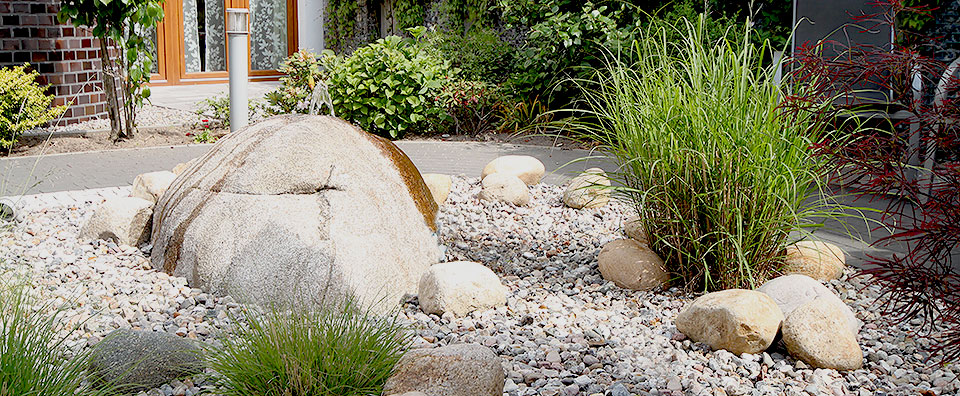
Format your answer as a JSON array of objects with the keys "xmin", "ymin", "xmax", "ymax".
[
  {"xmin": 757, "ymin": 274, "xmax": 861, "ymax": 334},
  {"xmin": 597, "ymin": 239, "xmax": 668, "ymax": 291},
  {"xmin": 478, "ymin": 173, "xmax": 530, "ymax": 206},
  {"xmin": 172, "ymin": 159, "xmax": 197, "ymax": 175},
  {"xmin": 481, "ymin": 155, "xmax": 545, "ymax": 185},
  {"xmin": 563, "ymin": 168, "xmax": 611, "ymax": 209},
  {"xmin": 783, "ymin": 241, "xmax": 846, "ymax": 281},
  {"xmin": 675, "ymin": 289, "xmax": 784, "ymax": 355},
  {"xmin": 80, "ymin": 197, "xmax": 155, "ymax": 247},
  {"xmin": 421, "ymin": 173, "xmax": 452, "ymax": 205},
  {"xmin": 418, "ymin": 261, "xmax": 507, "ymax": 317},
  {"xmin": 383, "ymin": 344, "xmax": 504, "ymax": 396},
  {"xmin": 131, "ymin": 171, "xmax": 177, "ymax": 203},
  {"xmin": 782, "ymin": 297, "xmax": 863, "ymax": 370},
  {"xmin": 623, "ymin": 216, "xmax": 648, "ymax": 243}
]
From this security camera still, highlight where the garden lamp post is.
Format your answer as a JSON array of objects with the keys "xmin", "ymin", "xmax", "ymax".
[{"xmin": 226, "ymin": 8, "xmax": 249, "ymax": 131}]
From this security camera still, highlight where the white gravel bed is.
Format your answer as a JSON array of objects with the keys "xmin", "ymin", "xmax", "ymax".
[{"xmin": 0, "ymin": 176, "xmax": 957, "ymax": 396}]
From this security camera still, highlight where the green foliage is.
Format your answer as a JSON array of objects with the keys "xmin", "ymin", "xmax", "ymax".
[
  {"xmin": 0, "ymin": 278, "xmax": 120, "ymax": 396},
  {"xmin": 573, "ymin": 17, "xmax": 835, "ymax": 291},
  {"xmin": 498, "ymin": 95, "xmax": 551, "ymax": 134},
  {"xmin": 58, "ymin": 0, "xmax": 164, "ymax": 140},
  {"xmin": 326, "ymin": 35, "xmax": 453, "ymax": 138},
  {"xmin": 435, "ymin": 80, "xmax": 503, "ymax": 135},
  {"xmin": 204, "ymin": 300, "xmax": 410, "ymax": 396},
  {"xmin": 395, "ymin": 0, "xmax": 426, "ymax": 30},
  {"xmin": 264, "ymin": 49, "xmax": 326, "ymax": 115},
  {"xmin": 0, "ymin": 64, "xmax": 66, "ymax": 148},
  {"xmin": 434, "ymin": 0, "xmax": 492, "ymax": 31},
  {"xmin": 326, "ymin": 0, "xmax": 358, "ymax": 52},
  {"xmin": 196, "ymin": 95, "xmax": 264, "ymax": 128},
  {"xmin": 426, "ymin": 28, "xmax": 516, "ymax": 84}
]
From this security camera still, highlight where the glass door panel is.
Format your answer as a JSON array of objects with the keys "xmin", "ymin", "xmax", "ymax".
[
  {"xmin": 183, "ymin": 0, "xmax": 227, "ymax": 73},
  {"xmin": 250, "ymin": 0, "xmax": 288, "ymax": 71}
]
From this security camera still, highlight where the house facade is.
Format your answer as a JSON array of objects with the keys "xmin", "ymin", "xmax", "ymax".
[{"xmin": 0, "ymin": 0, "xmax": 327, "ymax": 124}]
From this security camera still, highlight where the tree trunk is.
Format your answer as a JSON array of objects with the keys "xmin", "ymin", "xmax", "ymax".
[
  {"xmin": 99, "ymin": 39, "xmax": 123, "ymax": 141},
  {"xmin": 120, "ymin": 54, "xmax": 135, "ymax": 139}
]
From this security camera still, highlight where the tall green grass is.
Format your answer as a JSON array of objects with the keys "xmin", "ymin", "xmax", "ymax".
[
  {"xmin": 575, "ymin": 16, "xmax": 836, "ymax": 291},
  {"xmin": 0, "ymin": 278, "xmax": 118, "ymax": 396},
  {"xmin": 205, "ymin": 299, "xmax": 410, "ymax": 396}
]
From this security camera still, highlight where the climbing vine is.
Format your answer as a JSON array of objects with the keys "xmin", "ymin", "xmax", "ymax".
[
  {"xmin": 326, "ymin": 0, "xmax": 358, "ymax": 52},
  {"xmin": 395, "ymin": 0, "xmax": 426, "ymax": 30}
]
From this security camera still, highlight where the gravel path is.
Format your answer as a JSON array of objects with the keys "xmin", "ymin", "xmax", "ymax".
[{"xmin": 0, "ymin": 176, "xmax": 957, "ymax": 396}]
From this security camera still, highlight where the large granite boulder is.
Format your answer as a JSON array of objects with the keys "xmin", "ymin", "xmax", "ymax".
[
  {"xmin": 597, "ymin": 239, "xmax": 668, "ymax": 291},
  {"xmin": 80, "ymin": 197, "xmax": 155, "ymax": 247},
  {"xmin": 131, "ymin": 171, "xmax": 177, "ymax": 204},
  {"xmin": 782, "ymin": 297, "xmax": 864, "ymax": 370},
  {"xmin": 418, "ymin": 261, "xmax": 508, "ymax": 317},
  {"xmin": 757, "ymin": 274, "xmax": 861, "ymax": 334},
  {"xmin": 150, "ymin": 115, "xmax": 441, "ymax": 312},
  {"xmin": 782, "ymin": 241, "xmax": 846, "ymax": 281}
]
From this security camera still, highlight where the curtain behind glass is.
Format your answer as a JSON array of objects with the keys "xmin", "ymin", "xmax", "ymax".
[
  {"xmin": 183, "ymin": 0, "xmax": 226, "ymax": 73},
  {"xmin": 250, "ymin": 0, "xmax": 287, "ymax": 70}
]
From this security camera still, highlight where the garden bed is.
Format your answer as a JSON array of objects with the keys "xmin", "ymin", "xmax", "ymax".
[{"xmin": 0, "ymin": 176, "xmax": 955, "ymax": 396}]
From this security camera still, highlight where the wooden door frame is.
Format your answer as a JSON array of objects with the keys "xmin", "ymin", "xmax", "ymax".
[{"xmin": 151, "ymin": 0, "xmax": 298, "ymax": 85}]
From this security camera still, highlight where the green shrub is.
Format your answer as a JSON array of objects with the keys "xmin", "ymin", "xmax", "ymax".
[
  {"xmin": 205, "ymin": 300, "xmax": 410, "ymax": 396},
  {"xmin": 196, "ymin": 94, "xmax": 263, "ymax": 128},
  {"xmin": 435, "ymin": 80, "xmax": 503, "ymax": 135},
  {"xmin": 0, "ymin": 278, "xmax": 119, "ymax": 396},
  {"xmin": 574, "ymin": 16, "xmax": 834, "ymax": 291},
  {"xmin": 326, "ymin": 35, "xmax": 453, "ymax": 139},
  {"xmin": 0, "ymin": 64, "xmax": 66, "ymax": 148},
  {"xmin": 426, "ymin": 28, "xmax": 516, "ymax": 84},
  {"xmin": 264, "ymin": 49, "xmax": 325, "ymax": 115}
]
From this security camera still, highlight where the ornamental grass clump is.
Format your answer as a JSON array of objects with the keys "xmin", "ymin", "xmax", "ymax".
[
  {"xmin": 576, "ymin": 17, "xmax": 834, "ymax": 291},
  {"xmin": 205, "ymin": 299, "xmax": 410, "ymax": 396},
  {"xmin": 0, "ymin": 278, "xmax": 118, "ymax": 396}
]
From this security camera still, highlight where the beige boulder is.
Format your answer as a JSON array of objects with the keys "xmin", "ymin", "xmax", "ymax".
[
  {"xmin": 80, "ymin": 197, "xmax": 154, "ymax": 247},
  {"xmin": 150, "ymin": 115, "xmax": 441, "ymax": 313},
  {"xmin": 172, "ymin": 158, "xmax": 198, "ymax": 175},
  {"xmin": 421, "ymin": 173, "xmax": 452, "ymax": 205},
  {"xmin": 623, "ymin": 216, "xmax": 648, "ymax": 243},
  {"xmin": 675, "ymin": 289, "xmax": 784, "ymax": 355},
  {"xmin": 481, "ymin": 155, "xmax": 545, "ymax": 185},
  {"xmin": 782, "ymin": 241, "xmax": 846, "ymax": 281},
  {"xmin": 563, "ymin": 168, "xmax": 611, "ymax": 209},
  {"xmin": 478, "ymin": 173, "xmax": 530, "ymax": 206},
  {"xmin": 756, "ymin": 274, "xmax": 860, "ymax": 334},
  {"xmin": 131, "ymin": 171, "xmax": 177, "ymax": 203},
  {"xmin": 782, "ymin": 297, "xmax": 863, "ymax": 370},
  {"xmin": 383, "ymin": 344, "xmax": 504, "ymax": 396},
  {"xmin": 597, "ymin": 239, "xmax": 668, "ymax": 291},
  {"xmin": 418, "ymin": 261, "xmax": 507, "ymax": 317}
]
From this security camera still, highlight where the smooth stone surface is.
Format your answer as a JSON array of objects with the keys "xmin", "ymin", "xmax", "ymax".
[
  {"xmin": 562, "ymin": 168, "xmax": 611, "ymax": 209},
  {"xmin": 171, "ymin": 159, "xmax": 197, "ymax": 176},
  {"xmin": 79, "ymin": 197, "xmax": 154, "ymax": 247},
  {"xmin": 597, "ymin": 239, "xmax": 668, "ymax": 291},
  {"xmin": 383, "ymin": 344, "xmax": 504, "ymax": 396},
  {"xmin": 622, "ymin": 216, "xmax": 647, "ymax": 243},
  {"xmin": 481, "ymin": 155, "xmax": 545, "ymax": 185},
  {"xmin": 131, "ymin": 171, "xmax": 177, "ymax": 204},
  {"xmin": 757, "ymin": 274, "xmax": 861, "ymax": 334},
  {"xmin": 419, "ymin": 261, "xmax": 507, "ymax": 316},
  {"xmin": 422, "ymin": 173, "xmax": 452, "ymax": 205},
  {"xmin": 150, "ymin": 115, "xmax": 441, "ymax": 312},
  {"xmin": 782, "ymin": 297, "xmax": 864, "ymax": 371},
  {"xmin": 782, "ymin": 241, "xmax": 846, "ymax": 281},
  {"xmin": 478, "ymin": 173, "xmax": 530, "ymax": 206},
  {"xmin": 88, "ymin": 329, "xmax": 203, "ymax": 392},
  {"xmin": 675, "ymin": 289, "xmax": 784, "ymax": 355}
]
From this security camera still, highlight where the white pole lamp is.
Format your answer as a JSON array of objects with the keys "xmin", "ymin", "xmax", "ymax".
[{"xmin": 226, "ymin": 8, "xmax": 249, "ymax": 131}]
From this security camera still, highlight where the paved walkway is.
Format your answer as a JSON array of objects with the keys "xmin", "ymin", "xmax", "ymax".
[
  {"xmin": 149, "ymin": 81, "xmax": 281, "ymax": 112},
  {"xmin": 0, "ymin": 140, "xmax": 915, "ymax": 269}
]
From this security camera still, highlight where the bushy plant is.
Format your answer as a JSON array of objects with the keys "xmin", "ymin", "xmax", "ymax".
[
  {"xmin": 435, "ymin": 80, "xmax": 504, "ymax": 135},
  {"xmin": 426, "ymin": 28, "xmax": 516, "ymax": 84},
  {"xmin": 0, "ymin": 64, "xmax": 66, "ymax": 149},
  {"xmin": 196, "ymin": 94, "xmax": 263, "ymax": 128},
  {"xmin": 326, "ymin": 35, "xmax": 453, "ymax": 138},
  {"xmin": 0, "ymin": 278, "xmax": 118, "ymax": 395},
  {"xmin": 264, "ymin": 49, "xmax": 326, "ymax": 115},
  {"xmin": 205, "ymin": 300, "xmax": 410, "ymax": 396},
  {"xmin": 574, "ymin": 16, "xmax": 835, "ymax": 291}
]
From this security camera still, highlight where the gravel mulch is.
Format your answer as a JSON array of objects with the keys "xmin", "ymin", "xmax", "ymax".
[{"xmin": 0, "ymin": 176, "xmax": 957, "ymax": 396}]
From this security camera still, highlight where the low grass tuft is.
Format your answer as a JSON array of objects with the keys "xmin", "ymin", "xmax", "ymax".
[{"xmin": 205, "ymin": 299, "xmax": 410, "ymax": 396}]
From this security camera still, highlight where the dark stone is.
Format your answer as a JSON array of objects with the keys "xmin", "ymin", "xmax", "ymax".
[
  {"xmin": 88, "ymin": 329, "xmax": 204, "ymax": 393},
  {"xmin": 607, "ymin": 382, "xmax": 631, "ymax": 396}
]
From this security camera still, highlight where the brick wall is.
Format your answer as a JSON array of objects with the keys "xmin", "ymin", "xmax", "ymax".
[{"xmin": 0, "ymin": 0, "xmax": 107, "ymax": 125}]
